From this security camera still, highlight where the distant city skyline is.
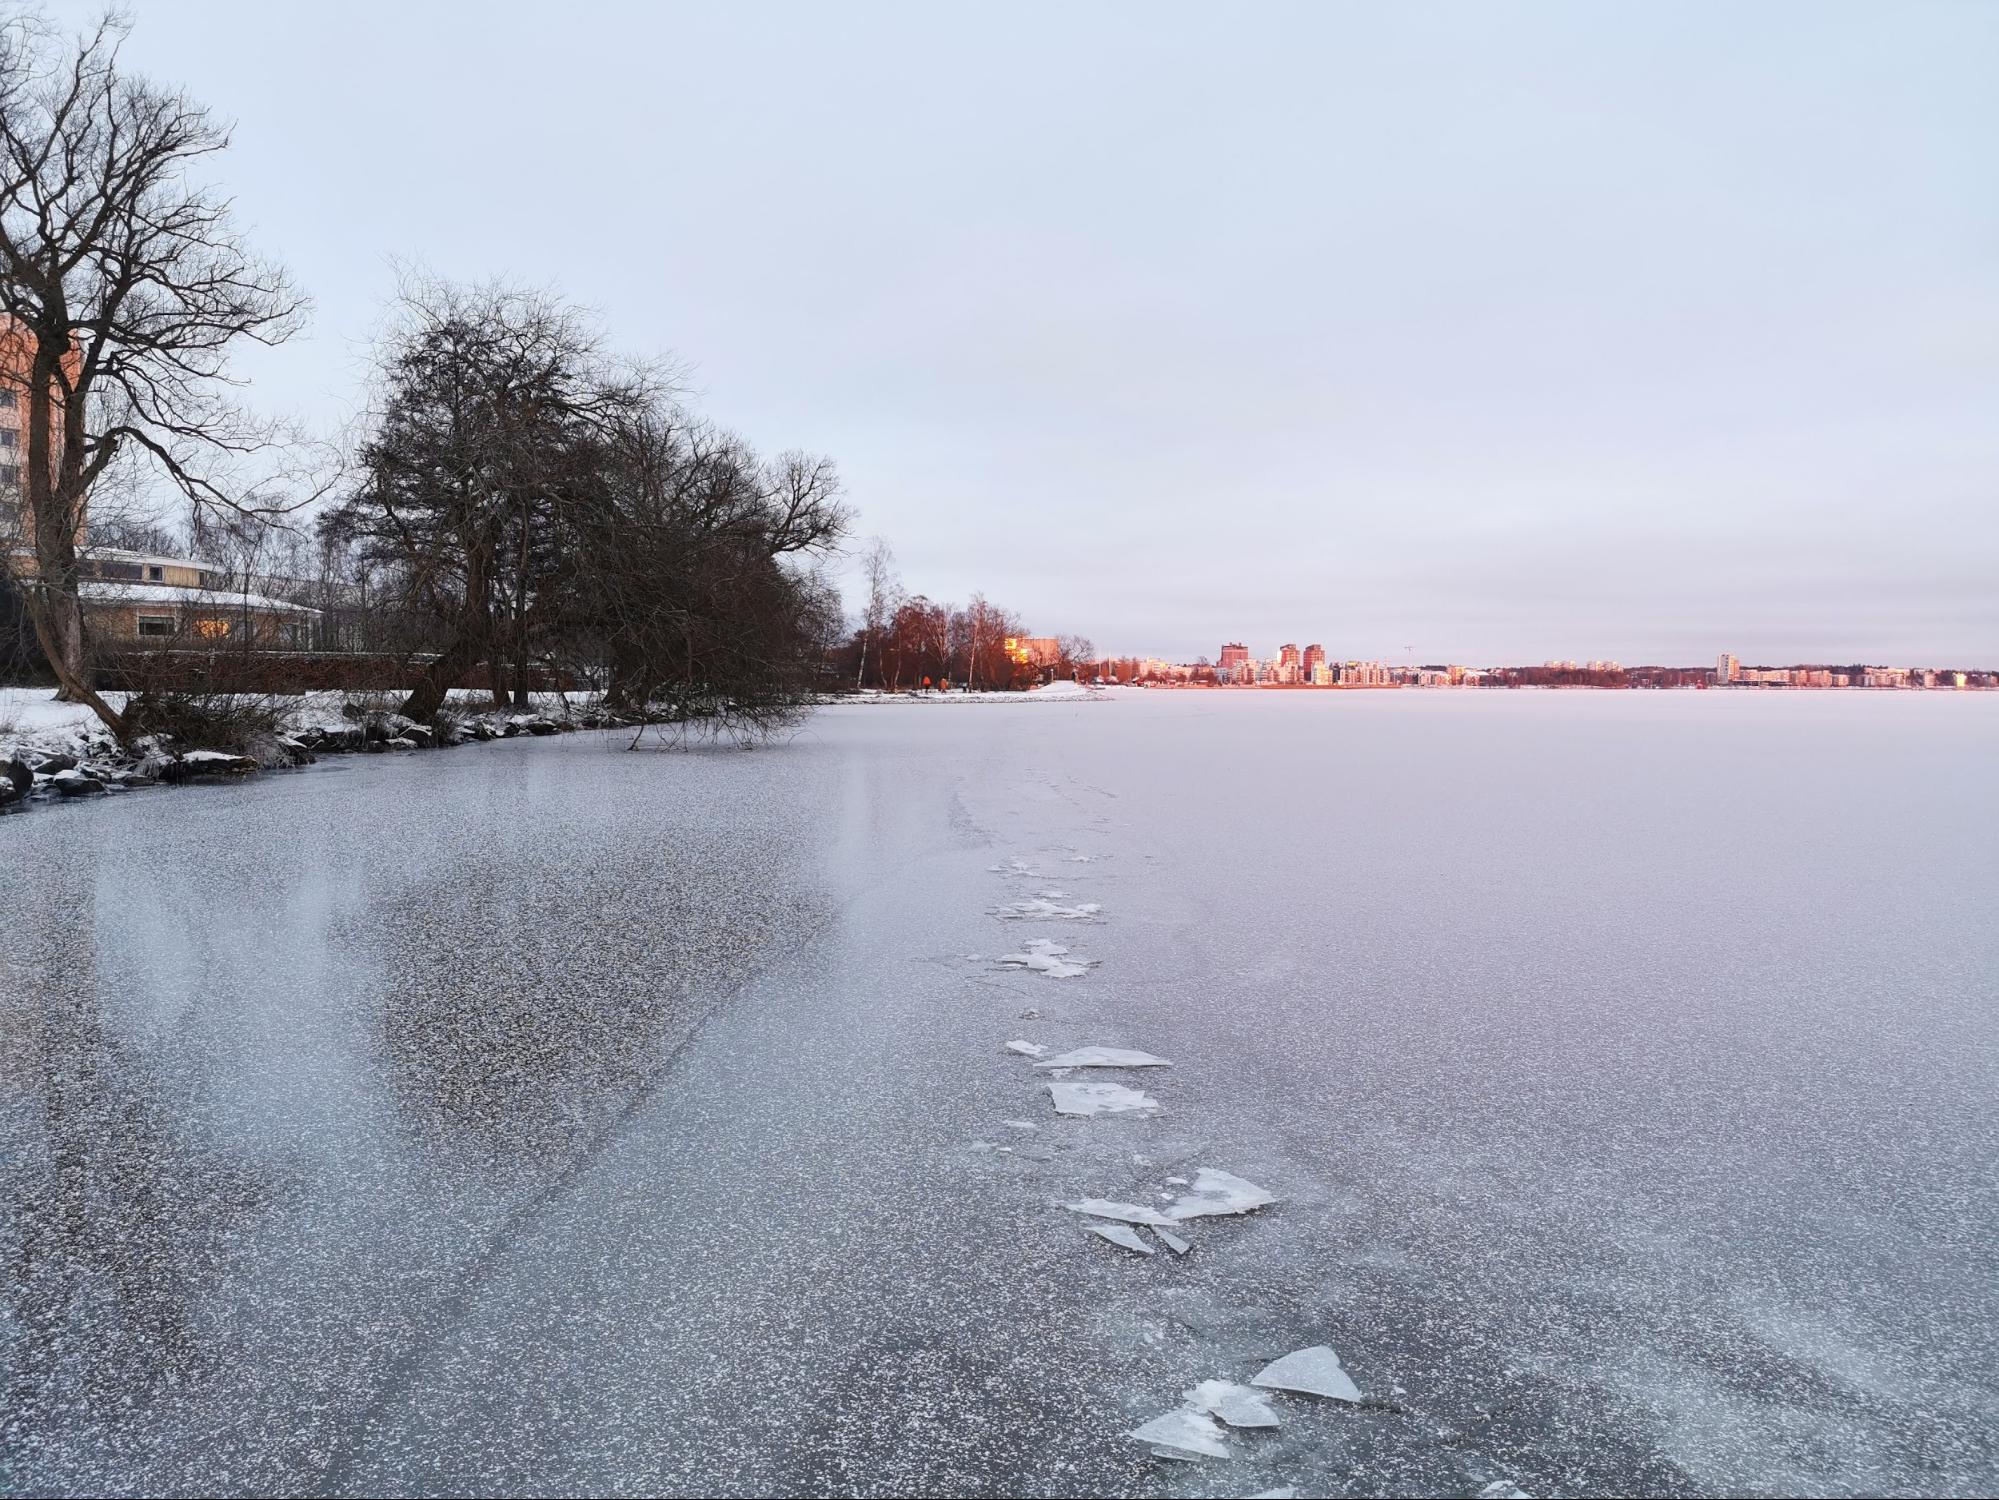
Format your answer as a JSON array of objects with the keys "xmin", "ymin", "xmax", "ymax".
[{"xmin": 106, "ymin": 1, "xmax": 1999, "ymax": 663}]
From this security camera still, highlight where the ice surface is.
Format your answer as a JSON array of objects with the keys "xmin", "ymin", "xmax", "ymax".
[
  {"xmin": 1004, "ymin": 1040, "xmax": 1049, "ymax": 1058},
  {"xmin": 998, "ymin": 938, "xmax": 1091, "ymax": 979},
  {"xmin": 1001, "ymin": 1119, "xmax": 1039, "ymax": 1131},
  {"xmin": 1154, "ymin": 1228, "xmax": 1191, "ymax": 1255},
  {"xmin": 1251, "ymin": 1345, "xmax": 1363, "ymax": 1403},
  {"xmin": 1184, "ymin": 1379, "xmax": 1281, "ymax": 1428},
  {"xmin": 1477, "ymin": 1483, "xmax": 1534, "ymax": 1499},
  {"xmin": 1064, "ymin": 1198, "xmax": 1174, "ymax": 1226},
  {"xmin": 1248, "ymin": 1489, "xmax": 1300, "ymax": 1498},
  {"xmin": 1087, "ymin": 1223, "xmax": 1154, "ymax": 1255},
  {"xmin": 1034, "ymin": 1046, "xmax": 1171, "ymax": 1070},
  {"xmin": 1164, "ymin": 1168, "xmax": 1276, "ymax": 1220},
  {"xmin": 1125, "ymin": 1407, "xmax": 1229, "ymax": 1460},
  {"xmin": 1046, "ymin": 1079, "xmax": 1159, "ymax": 1116}
]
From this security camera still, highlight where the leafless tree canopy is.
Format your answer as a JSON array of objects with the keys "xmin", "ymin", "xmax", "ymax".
[
  {"xmin": 325, "ymin": 278, "xmax": 849, "ymax": 733},
  {"xmin": 0, "ymin": 9, "xmax": 305, "ymax": 729}
]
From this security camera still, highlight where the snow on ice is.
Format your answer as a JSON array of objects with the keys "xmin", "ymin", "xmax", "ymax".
[
  {"xmin": 1250, "ymin": 1345, "xmax": 1363, "ymax": 1403},
  {"xmin": 997, "ymin": 938, "xmax": 1091, "ymax": 979},
  {"xmin": 994, "ymin": 897, "xmax": 1101, "ymax": 921}
]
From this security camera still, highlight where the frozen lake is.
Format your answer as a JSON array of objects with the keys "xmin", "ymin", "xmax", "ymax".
[{"xmin": 4, "ymin": 691, "xmax": 1995, "ymax": 1497}]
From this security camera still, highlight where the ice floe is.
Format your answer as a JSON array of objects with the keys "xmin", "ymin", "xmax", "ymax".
[
  {"xmin": 1163, "ymin": 1168, "xmax": 1275, "ymax": 1221},
  {"xmin": 1477, "ymin": 1484, "xmax": 1534, "ymax": 1499},
  {"xmin": 1034, "ymin": 1046, "xmax": 1171, "ymax": 1070},
  {"xmin": 1154, "ymin": 1228, "xmax": 1191, "ymax": 1255},
  {"xmin": 1125, "ymin": 1407, "xmax": 1229, "ymax": 1460},
  {"xmin": 1046, "ymin": 1079, "xmax": 1159, "ymax": 1116},
  {"xmin": 1250, "ymin": 1345, "xmax": 1362, "ymax": 1403},
  {"xmin": 1183, "ymin": 1379, "xmax": 1281, "ymax": 1429},
  {"xmin": 1004, "ymin": 1040, "xmax": 1049, "ymax": 1058},
  {"xmin": 1063, "ymin": 1197, "xmax": 1174, "ymax": 1226},
  {"xmin": 995, "ymin": 897, "xmax": 1101, "ymax": 921},
  {"xmin": 1087, "ymin": 1223, "xmax": 1154, "ymax": 1255}
]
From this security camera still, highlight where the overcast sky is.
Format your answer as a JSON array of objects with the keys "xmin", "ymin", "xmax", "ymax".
[{"xmin": 99, "ymin": 0, "xmax": 1999, "ymax": 664}]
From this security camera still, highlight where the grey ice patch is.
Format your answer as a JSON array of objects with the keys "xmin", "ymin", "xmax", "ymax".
[
  {"xmin": 1126, "ymin": 1407, "xmax": 1229, "ymax": 1460},
  {"xmin": 1046, "ymin": 1079, "xmax": 1159, "ymax": 1116},
  {"xmin": 1184, "ymin": 1379, "xmax": 1281, "ymax": 1428},
  {"xmin": 1002, "ymin": 1119, "xmax": 1039, "ymax": 1131},
  {"xmin": 1087, "ymin": 1223, "xmax": 1155, "ymax": 1255},
  {"xmin": 1004, "ymin": 1040, "xmax": 1049, "ymax": 1058},
  {"xmin": 1248, "ymin": 1490, "xmax": 1300, "ymax": 1499},
  {"xmin": 1165, "ymin": 1168, "xmax": 1276, "ymax": 1220},
  {"xmin": 1035, "ymin": 1046, "xmax": 1171, "ymax": 1070},
  {"xmin": 1477, "ymin": 1484, "xmax": 1534, "ymax": 1499},
  {"xmin": 1064, "ymin": 1197, "xmax": 1174, "ymax": 1226},
  {"xmin": 1251, "ymin": 1345, "xmax": 1362, "ymax": 1403}
]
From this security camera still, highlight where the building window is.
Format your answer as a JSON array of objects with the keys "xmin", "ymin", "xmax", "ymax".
[
  {"xmin": 193, "ymin": 617, "xmax": 232, "ymax": 639},
  {"xmin": 137, "ymin": 614, "xmax": 175, "ymax": 637},
  {"xmin": 0, "ymin": 429, "xmax": 15, "ymax": 449},
  {"xmin": 146, "ymin": 565, "xmax": 164, "ymax": 582},
  {"xmin": 0, "ymin": 463, "xmax": 18, "ymax": 489},
  {"xmin": 0, "ymin": 389, "xmax": 15, "ymax": 408}
]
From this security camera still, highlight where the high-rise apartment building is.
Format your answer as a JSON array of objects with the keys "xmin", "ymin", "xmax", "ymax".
[{"xmin": 1716, "ymin": 652, "xmax": 1738, "ymax": 684}]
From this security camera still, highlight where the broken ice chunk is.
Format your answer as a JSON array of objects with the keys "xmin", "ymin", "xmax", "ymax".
[
  {"xmin": 1004, "ymin": 1040, "xmax": 1049, "ymax": 1058},
  {"xmin": 1183, "ymin": 1379, "xmax": 1281, "ymax": 1428},
  {"xmin": 1064, "ymin": 1198, "xmax": 1174, "ymax": 1226},
  {"xmin": 1250, "ymin": 1345, "xmax": 1362, "ymax": 1403},
  {"xmin": 1248, "ymin": 1490, "xmax": 1300, "ymax": 1499},
  {"xmin": 1164, "ymin": 1168, "xmax": 1276, "ymax": 1220},
  {"xmin": 1087, "ymin": 1223, "xmax": 1154, "ymax": 1255},
  {"xmin": 1154, "ymin": 1228, "xmax": 1192, "ymax": 1255},
  {"xmin": 1001, "ymin": 1119, "xmax": 1039, "ymax": 1132},
  {"xmin": 1125, "ymin": 1408, "xmax": 1228, "ymax": 1460},
  {"xmin": 1046, "ymin": 1079, "xmax": 1159, "ymax": 1117},
  {"xmin": 995, "ymin": 898, "xmax": 1101, "ymax": 921},
  {"xmin": 1033, "ymin": 1047, "xmax": 1171, "ymax": 1070},
  {"xmin": 1477, "ymin": 1484, "xmax": 1534, "ymax": 1499}
]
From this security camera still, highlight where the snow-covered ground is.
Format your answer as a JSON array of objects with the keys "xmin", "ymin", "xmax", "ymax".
[{"xmin": 3, "ymin": 690, "xmax": 1995, "ymax": 1495}]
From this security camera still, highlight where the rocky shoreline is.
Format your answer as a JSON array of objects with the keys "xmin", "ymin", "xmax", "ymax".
[{"xmin": 0, "ymin": 703, "xmax": 605, "ymax": 815}]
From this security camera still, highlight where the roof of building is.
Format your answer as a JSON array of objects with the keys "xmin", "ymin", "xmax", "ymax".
[
  {"xmin": 78, "ymin": 580, "xmax": 319, "ymax": 615},
  {"xmin": 84, "ymin": 545, "xmax": 224, "ymax": 572}
]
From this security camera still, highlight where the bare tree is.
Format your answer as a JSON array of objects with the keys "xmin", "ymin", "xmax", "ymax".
[
  {"xmin": 853, "ymin": 534, "xmax": 898, "ymax": 691},
  {"xmin": 0, "ymin": 12, "xmax": 307, "ymax": 733}
]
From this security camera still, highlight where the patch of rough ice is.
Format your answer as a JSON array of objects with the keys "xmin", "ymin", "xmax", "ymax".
[
  {"xmin": 1184, "ymin": 1380, "xmax": 1281, "ymax": 1429},
  {"xmin": 995, "ymin": 897, "xmax": 1101, "ymax": 921},
  {"xmin": 987, "ymin": 858, "xmax": 1042, "ymax": 876},
  {"xmin": 1154, "ymin": 1228, "xmax": 1192, "ymax": 1255},
  {"xmin": 1477, "ymin": 1483, "xmax": 1534, "ymax": 1499},
  {"xmin": 1251, "ymin": 1345, "xmax": 1362, "ymax": 1403},
  {"xmin": 1249, "ymin": 1489, "xmax": 1300, "ymax": 1499},
  {"xmin": 1088, "ymin": 1223, "xmax": 1155, "ymax": 1255},
  {"xmin": 1004, "ymin": 1040, "xmax": 1049, "ymax": 1058},
  {"xmin": 1034, "ymin": 1046, "xmax": 1172, "ymax": 1070},
  {"xmin": 1164, "ymin": 1168, "xmax": 1276, "ymax": 1220},
  {"xmin": 1126, "ymin": 1407, "xmax": 1229, "ymax": 1460},
  {"xmin": 1001, "ymin": 1119, "xmax": 1038, "ymax": 1132},
  {"xmin": 1046, "ymin": 1079, "xmax": 1159, "ymax": 1117},
  {"xmin": 1064, "ymin": 1198, "xmax": 1174, "ymax": 1226}
]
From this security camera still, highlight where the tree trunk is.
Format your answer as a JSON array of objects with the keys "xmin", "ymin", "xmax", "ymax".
[{"xmin": 24, "ymin": 588, "xmax": 126, "ymax": 734}]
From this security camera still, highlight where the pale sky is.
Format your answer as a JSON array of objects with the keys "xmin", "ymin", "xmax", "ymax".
[{"xmin": 98, "ymin": 0, "xmax": 1999, "ymax": 665}]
